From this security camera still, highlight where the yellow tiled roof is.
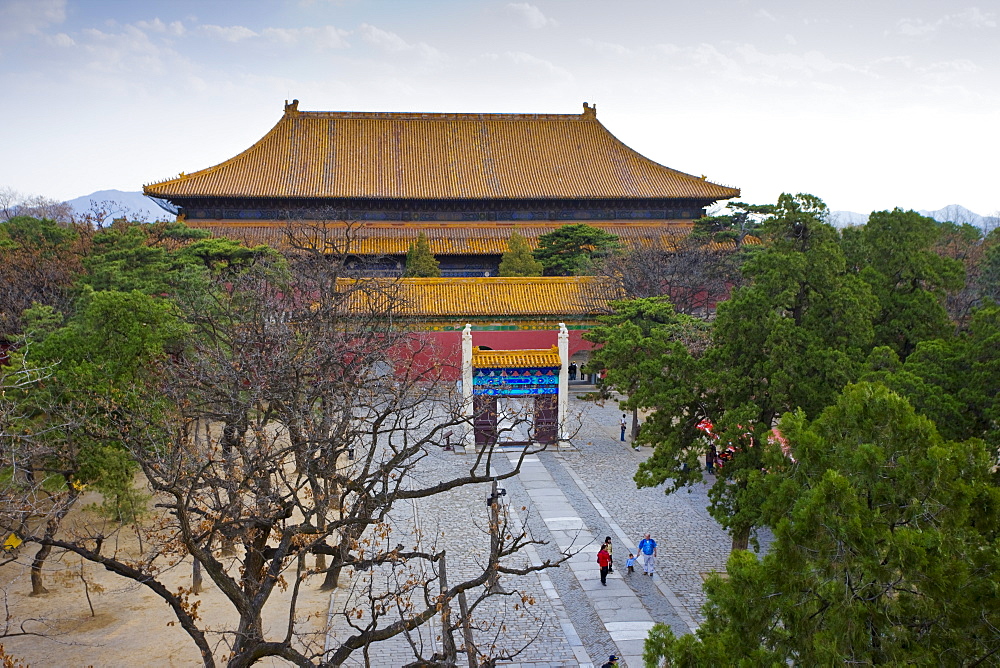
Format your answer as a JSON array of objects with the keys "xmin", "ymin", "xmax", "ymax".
[
  {"xmin": 342, "ymin": 276, "xmax": 616, "ymax": 318},
  {"xmin": 473, "ymin": 346, "xmax": 561, "ymax": 368},
  {"xmin": 186, "ymin": 220, "xmax": 695, "ymax": 255},
  {"xmin": 145, "ymin": 102, "xmax": 739, "ymax": 201}
]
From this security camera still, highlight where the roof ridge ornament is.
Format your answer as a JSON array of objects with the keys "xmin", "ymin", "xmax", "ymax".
[
  {"xmin": 582, "ymin": 101, "xmax": 597, "ymax": 119},
  {"xmin": 284, "ymin": 99, "xmax": 300, "ymax": 114}
]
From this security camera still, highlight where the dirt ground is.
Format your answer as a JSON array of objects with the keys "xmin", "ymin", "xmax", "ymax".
[{"xmin": 1, "ymin": 490, "xmax": 333, "ymax": 667}]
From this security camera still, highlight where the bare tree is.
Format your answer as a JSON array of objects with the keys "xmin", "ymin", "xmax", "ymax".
[
  {"xmin": 0, "ymin": 188, "xmax": 74, "ymax": 224},
  {"xmin": 593, "ymin": 240, "xmax": 746, "ymax": 318},
  {"xmin": 23, "ymin": 229, "xmax": 568, "ymax": 666}
]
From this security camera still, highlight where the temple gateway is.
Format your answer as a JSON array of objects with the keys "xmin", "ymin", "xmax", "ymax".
[
  {"xmin": 144, "ymin": 101, "xmax": 738, "ymax": 276},
  {"xmin": 144, "ymin": 101, "xmax": 739, "ymax": 447}
]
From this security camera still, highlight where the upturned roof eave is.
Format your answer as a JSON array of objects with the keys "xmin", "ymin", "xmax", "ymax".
[{"xmin": 142, "ymin": 103, "xmax": 741, "ymax": 200}]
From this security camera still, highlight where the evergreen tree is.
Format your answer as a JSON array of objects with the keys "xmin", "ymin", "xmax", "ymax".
[
  {"xmin": 583, "ymin": 296, "xmax": 708, "ymax": 442},
  {"xmin": 403, "ymin": 232, "xmax": 441, "ymax": 277},
  {"xmin": 842, "ymin": 208, "xmax": 963, "ymax": 358},
  {"xmin": 498, "ymin": 230, "xmax": 543, "ymax": 277},
  {"xmin": 644, "ymin": 383, "xmax": 1000, "ymax": 666},
  {"xmin": 634, "ymin": 194, "xmax": 878, "ymax": 549},
  {"xmin": 533, "ymin": 223, "xmax": 618, "ymax": 276}
]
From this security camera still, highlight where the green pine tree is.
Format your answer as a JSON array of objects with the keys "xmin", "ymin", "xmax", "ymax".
[
  {"xmin": 533, "ymin": 223, "xmax": 619, "ymax": 276},
  {"xmin": 403, "ymin": 233, "xmax": 441, "ymax": 277},
  {"xmin": 498, "ymin": 231, "xmax": 543, "ymax": 277}
]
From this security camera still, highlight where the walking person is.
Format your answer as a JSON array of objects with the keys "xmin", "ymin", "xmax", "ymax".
[
  {"xmin": 603, "ymin": 536, "xmax": 614, "ymax": 573},
  {"xmin": 601, "ymin": 655, "xmax": 619, "ymax": 668},
  {"xmin": 620, "ymin": 414, "xmax": 627, "ymax": 441},
  {"xmin": 597, "ymin": 543, "xmax": 612, "ymax": 585},
  {"xmin": 637, "ymin": 532, "xmax": 657, "ymax": 576},
  {"xmin": 707, "ymin": 443, "xmax": 717, "ymax": 474}
]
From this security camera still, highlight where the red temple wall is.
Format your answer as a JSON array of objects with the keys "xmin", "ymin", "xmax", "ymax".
[{"xmin": 392, "ymin": 329, "xmax": 597, "ymax": 382}]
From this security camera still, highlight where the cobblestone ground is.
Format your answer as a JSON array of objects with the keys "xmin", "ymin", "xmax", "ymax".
[
  {"xmin": 561, "ymin": 396, "xmax": 730, "ymax": 622},
  {"xmin": 326, "ymin": 401, "xmax": 577, "ymax": 667},
  {"xmin": 327, "ymin": 390, "xmax": 775, "ymax": 666},
  {"xmin": 563, "ymin": 393, "xmax": 772, "ymax": 623}
]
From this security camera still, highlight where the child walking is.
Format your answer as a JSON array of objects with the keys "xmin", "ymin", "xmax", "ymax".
[{"xmin": 625, "ymin": 553, "xmax": 636, "ymax": 574}]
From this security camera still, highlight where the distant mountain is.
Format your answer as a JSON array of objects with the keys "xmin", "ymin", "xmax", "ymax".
[
  {"xmin": 829, "ymin": 211, "xmax": 870, "ymax": 228},
  {"xmin": 65, "ymin": 189, "xmax": 175, "ymax": 222},
  {"xmin": 830, "ymin": 204, "xmax": 997, "ymax": 231}
]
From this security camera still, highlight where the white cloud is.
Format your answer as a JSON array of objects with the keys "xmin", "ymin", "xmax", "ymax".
[
  {"xmin": 200, "ymin": 24, "xmax": 258, "ymax": 42},
  {"xmin": 74, "ymin": 24, "xmax": 185, "ymax": 77},
  {"xmin": 896, "ymin": 6, "xmax": 997, "ymax": 35},
  {"xmin": 136, "ymin": 18, "xmax": 185, "ymax": 36},
  {"xmin": 579, "ymin": 38, "xmax": 634, "ymax": 57},
  {"xmin": 922, "ymin": 58, "xmax": 979, "ymax": 74},
  {"xmin": 505, "ymin": 3, "xmax": 556, "ymax": 29},
  {"xmin": 896, "ymin": 18, "xmax": 936, "ymax": 36},
  {"xmin": 261, "ymin": 26, "xmax": 349, "ymax": 49},
  {"xmin": 953, "ymin": 6, "xmax": 997, "ymax": 28},
  {"xmin": 501, "ymin": 51, "xmax": 574, "ymax": 82},
  {"xmin": 358, "ymin": 23, "xmax": 442, "ymax": 59},
  {"xmin": 359, "ymin": 23, "xmax": 409, "ymax": 51},
  {"xmin": 49, "ymin": 32, "xmax": 74, "ymax": 47},
  {"xmin": 755, "ymin": 8, "xmax": 777, "ymax": 22},
  {"xmin": 0, "ymin": 0, "xmax": 65, "ymax": 39}
]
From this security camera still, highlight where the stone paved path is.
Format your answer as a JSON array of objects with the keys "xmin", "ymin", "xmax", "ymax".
[{"xmin": 325, "ymin": 389, "xmax": 766, "ymax": 667}]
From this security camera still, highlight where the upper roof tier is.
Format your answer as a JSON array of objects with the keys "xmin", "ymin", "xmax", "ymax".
[{"xmin": 144, "ymin": 101, "xmax": 739, "ymax": 202}]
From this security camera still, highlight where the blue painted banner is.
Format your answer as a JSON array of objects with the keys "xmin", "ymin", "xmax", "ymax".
[{"xmin": 473, "ymin": 367, "xmax": 559, "ymax": 396}]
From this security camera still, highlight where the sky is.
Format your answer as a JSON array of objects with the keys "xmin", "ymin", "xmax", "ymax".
[{"xmin": 1, "ymin": 0, "xmax": 998, "ymax": 216}]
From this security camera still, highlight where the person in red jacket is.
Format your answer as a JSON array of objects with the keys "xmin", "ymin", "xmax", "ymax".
[{"xmin": 597, "ymin": 544, "xmax": 612, "ymax": 586}]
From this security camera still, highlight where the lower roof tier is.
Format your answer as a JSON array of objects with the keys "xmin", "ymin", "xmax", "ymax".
[
  {"xmin": 185, "ymin": 219, "xmax": 700, "ymax": 256},
  {"xmin": 341, "ymin": 276, "xmax": 615, "ymax": 319}
]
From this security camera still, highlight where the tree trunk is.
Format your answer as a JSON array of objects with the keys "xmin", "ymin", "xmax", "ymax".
[
  {"xmin": 457, "ymin": 590, "xmax": 477, "ymax": 668},
  {"xmin": 320, "ymin": 564, "xmax": 342, "ymax": 591},
  {"xmin": 30, "ymin": 543, "xmax": 52, "ymax": 595},
  {"xmin": 731, "ymin": 526, "xmax": 750, "ymax": 552},
  {"xmin": 631, "ymin": 407, "xmax": 640, "ymax": 442},
  {"xmin": 192, "ymin": 555, "xmax": 203, "ymax": 594},
  {"xmin": 488, "ymin": 480, "xmax": 500, "ymax": 592},
  {"xmin": 438, "ymin": 551, "xmax": 458, "ymax": 665}
]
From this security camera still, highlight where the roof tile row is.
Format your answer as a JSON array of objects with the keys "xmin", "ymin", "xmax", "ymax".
[{"xmin": 145, "ymin": 105, "xmax": 739, "ymax": 202}]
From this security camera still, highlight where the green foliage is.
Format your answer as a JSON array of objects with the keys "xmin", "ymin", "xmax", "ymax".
[
  {"xmin": 81, "ymin": 222, "xmax": 209, "ymax": 297},
  {"xmin": 844, "ymin": 208, "xmax": 964, "ymax": 358},
  {"xmin": 584, "ymin": 296, "xmax": 706, "ymax": 409},
  {"xmin": 862, "ymin": 302, "xmax": 1000, "ymax": 452},
  {"xmin": 177, "ymin": 237, "xmax": 277, "ymax": 273},
  {"xmin": 533, "ymin": 223, "xmax": 618, "ymax": 276},
  {"xmin": 20, "ymin": 304, "xmax": 64, "ymax": 343},
  {"xmin": 631, "ymin": 194, "xmax": 877, "ymax": 545},
  {"xmin": 14, "ymin": 290, "xmax": 184, "ymax": 520},
  {"xmin": 981, "ymin": 242, "xmax": 1000, "ymax": 304},
  {"xmin": 497, "ymin": 230, "xmax": 543, "ymax": 277},
  {"xmin": 691, "ymin": 201, "xmax": 773, "ymax": 247},
  {"xmin": 32, "ymin": 289, "xmax": 188, "ymax": 383},
  {"xmin": 0, "ymin": 215, "xmax": 78, "ymax": 252},
  {"xmin": 159, "ymin": 221, "xmax": 212, "ymax": 241},
  {"xmin": 80, "ymin": 444, "xmax": 149, "ymax": 522},
  {"xmin": 648, "ymin": 383, "xmax": 1000, "ymax": 665},
  {"xmin": 403, "ymin": 232, "xmax": 441, "ymax": 277}
]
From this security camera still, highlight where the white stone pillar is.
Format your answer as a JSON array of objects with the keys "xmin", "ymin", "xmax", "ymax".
[
  {"xmin": 461, "ymin": 324, "xmax": 476, "ymax": 453},
  {"xmin": 557, "ymin": 323, "xmax": 569, "ymax": 445}
]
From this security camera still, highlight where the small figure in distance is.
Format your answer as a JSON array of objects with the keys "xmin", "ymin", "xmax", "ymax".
[
  {"xmin": 597, "ymin": 543, "xmax": 612, "ymax": 586},
  {"xmin": 637, "ymin": 532, "xmax": 657, "ymax": 576}
]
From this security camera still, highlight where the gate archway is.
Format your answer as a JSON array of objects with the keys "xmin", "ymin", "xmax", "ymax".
[{"xmin": 462, "ymin": 324, "xmax": 570, "ymax": 451}]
